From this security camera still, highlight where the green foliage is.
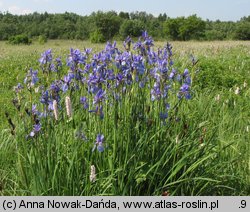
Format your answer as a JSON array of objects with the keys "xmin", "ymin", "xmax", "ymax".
[
  {"xmin": 234, "ymin": 21, "xmax": 250, "ymax": 40},
  {"xmin": 163, "ymin": 18, "xmax": 183, "ymax": 40},
  {"xmin": 119, "ymin": 19, "xmax": 145, "ymax": 39},
  {"xmin": 90, "ymin": 30, "xmax": 105, "ymax": 43},
  {"xmin": 38, "ymin": 35, "xmax": 47, "ymax": 44},
  {"xmin": 8, "ymin": 34, "xmax": 32, "ymax": 45},
  {"xmin": 205, "ymin": 30, "xmax": 225, "ymax": 40},
  {"xmin": 179, "ymin": 15, "xmax": 206, "ymax": 40},
  {"xmin": 0, "ymin": 41, "xmax": 249, "ymax": 195},
  {"xmin": 0, "ymin": 12, "xmax": 249, "ymax": 41},
  {"xmin": 195, "ymin": 47, "xmax": 250, "ymax": 89},
  {"xmin": 164, "ymin": 15, "xmax": 205, "ymax": 40},
  {"xmin": 92, "ymin": 11, "xmax": 121, "ymax": 41}
]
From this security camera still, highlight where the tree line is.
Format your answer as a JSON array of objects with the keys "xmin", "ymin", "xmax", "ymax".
[{"xmin": 0, "ymin": 11, "xmax": 249, "ymax": 42}]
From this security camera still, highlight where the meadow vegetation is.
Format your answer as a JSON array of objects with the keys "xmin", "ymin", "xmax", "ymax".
[{"xmin": 0, "ymin": 37, "xmax": 249, "ymax": 195}]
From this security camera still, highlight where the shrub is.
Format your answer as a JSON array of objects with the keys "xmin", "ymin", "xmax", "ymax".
[
  {"xmin": 90, "ymin": 30, "xmax": 105, "ymax": 43},
  {"xmin": 38, "ymin": 35, "xmax": 48, "ymax": 44},
  {"xmin": 8, "ymin": 34, "xmax": 32, "ymax": 45}
]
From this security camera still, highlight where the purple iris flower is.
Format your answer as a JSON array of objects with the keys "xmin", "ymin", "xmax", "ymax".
[
  {"xmin": 67, "ymin": 48, "xmax": 86, "ymax": 70},
  {"xmin": 39, "ymin": 49, "xmax": 52, "ymax": 65},
  {"xmin": 105, "ymin": 41, "xmax": 117, "ymax": 55},
  {"xmin": 165, "ymin": 42, "xmax": 173, "ymax": 57},
  {"xmin": 185, "ymin": 76, "xmax": 191, "ymax": 85},
  {"xmin": 40, "ymin": 90, "xmax": 53, "ymax": 110},
  {"xmin": 80, "ymin": 96, "xmax": 89, "ymax": 109},
  {"xmin": 176, "ymin": 74, "xmax": 181, "ymax": 82},
  {"xmin": 132, "ymin": 55, "xmax": 145, "ymax": 75},
  {"xmin": 50, "ymin": 82, "xmax": 61, "ymax": 93},
  {"xmin": 29, "ymin": 123, "xmax": 41, "ymax": 137},
  {"xmin": 159, "ymin": 111, "xmax": 168, "ymax": 125},
  {"xmin": 24, "ymin": 68, "xmax": 39, "ymax": 87},
  {"xmin": 182, "ymin": 69, "xmax": 191, "ymax": 85},
  {"xmin": 107, "ymin": 69, "xmax": 115, "ymax": 80},
  {"xmin": 133, "ymin": 41, "xmax": 144, "ymax": 52},
  {"xmin": 169, "ymin": 69, "xmax": 177, "ymax": 80},
  {"xmin": 40, "ymin": 90, "xmax": 50, "ymax": 104},
  {"xmin": 32, "ymin": 104, "xmax": 39, "ymax": 115},
  {"xmin": 160, "ymin": 111, "xmax": 168, "ymax": 120},
  {"xmin": 123, "ymin": 36, "xmax": 132, "ymax": 50},
  {"xmin": 183, "ymin": 69, "xmax": 189, "ymax": 76},
  {"xmin": 93, "ymin": 89, "xmax": 106, "ymax": 105},
  {"xmin": 89, "ymin": 105, "xmax": 104, "ymax": 119},
  {"xmin": 14, "ymin": 83, "xmax": 23, "ymax": 93},
  {"xmin": 151, "ymin": 82, "xmax": 161, "ymax": 101},
  {"xmin": 84, "ymin": 48, "xmax": 92, "ymax": 55},
  {"xmin": 142, "ymin": 31, "xmax": 148, "ymax": 39},
  {"xmin": 115, "ymin": 73, "xmax": 124, "ymax": 87},
  {"xmin": 92, "ymin": 134, "xmax": 105, "ymax": 152},
  {"xmin": 178, "ymin": 84, "xmax": 191, "ymax": 100},
  {"xmin": 55, "ymin": 57, "xmax": 62, "ymax": 67},
  {"xmin": 61, "ymin": 74, "xmax": 73, "ymax": 92}
]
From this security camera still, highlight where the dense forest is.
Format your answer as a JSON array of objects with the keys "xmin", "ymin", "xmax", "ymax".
[{"xmin": 0, "ymin": 11, "xmax": 250, "ymax": 42}]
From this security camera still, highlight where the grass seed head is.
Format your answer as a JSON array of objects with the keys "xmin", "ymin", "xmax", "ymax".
[
  {"xmin": 53, "ymin": 100, "xmax": 59, "ymax": 121},
  {"xmin": 65, "ymin": 96, "xmax": 72, "ymax": 118},
  {"xmin": 90, "ymin": 165, "xmax": 96, "ymax": 183}
]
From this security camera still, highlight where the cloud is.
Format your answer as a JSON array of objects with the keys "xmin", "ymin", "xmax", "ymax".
[
  {"xmin": 0, "ymin": 1, "xmax": 3, "ymax": 7},
  {"xmin": 8, "ymin": 6, "xmax": 33, "ymax": 15}
]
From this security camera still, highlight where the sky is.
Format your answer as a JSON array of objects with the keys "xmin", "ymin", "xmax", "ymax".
[{"xmin": 0, "ymin": 0, "xmax": 249, "ymax": 21}]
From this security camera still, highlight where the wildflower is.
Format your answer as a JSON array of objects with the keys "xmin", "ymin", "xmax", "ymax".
[
  {"xmin": 80, "ymin": 96, "xmax": 89, "ymax": 109},
  {"xmin": 90, "ymin": 165, "xmax": 96, "ymax": 182},
  {"xmin": 89, "ymin": 105, "xmax": 104, "ymax": 119},
  {"xmin": 93, "ymin": 89, "xmax": 106, "ymax": 105},
  {"xmin": 67, "ymin": 48, "xmax": 85, "ymax": 70},
  {"xmin": 29, "ymin": 123, "xmax": 41, "ymax": 137},
  {"xmin": 40, "ymin": 90, "xmax": 51, "ymax": 104},
  {"xmin": 92, "ymin": 134, "xmax": 105, "ymax": 152},
  {"xmin": 84, "ymin": 48, "xmax": 92, "ymax": 55},
  {"xmin": 51, "ymin": 83, "xmax": 61, "ymax": 93},
  {"xmin": 24, "ymin": 68, "xmax": 39, "ymax": 88},
  {"xmin": 62, "ymin": 73, "xmax": 73, "ymax": 92},
  {"xmin": 55, "ymin": 57, "xmax": 62, "ymax": 68},
  {"xmin": 123, "ymin": 36, "xmax": 132, "ymax": 51},
  {"xmin": 34, "ymin": 87, "xmax": 40, "ymax": 93},
  {"xmin": 215, "ymin": 94, "xmax": 220, "ymax": 101},
  {"xmin": 151, "ymin": 82, "xmax": 161, "ymax": 101},
  {"xmin": 53, "ymin": 100, "xmax": 59, "ymax": 121},
  {"xmin": 39, "ymin": 49, "xmax": 53, "ymax": 65},
  {"xmin": 243, "ymin": 81, "xmax": 247, "ymax": 88},
  {"xmin": 175, "ymin": 135, "xmax": 179, "ymax": 144},
  {"xmin": 65, "ymin": 96, "xmax": 72, "ymax": 118},
  {"xmin": 178, "ymin": 84, "xmax": 191, "ymax": 100},
  {"xmin": 199, "ymin": 143, "xmax": 205, "ymax": 148},
  {"xmin": 190, "ymin": 54, "xmax": 198, "ymax": 66},
  {"xmin": 31, "ymin": 104, "xmax": 40, "ymax": 116},
  {"xmin": 183, "ymin": 69, "xmax": 189, "ymax": 76},
  {"xmin": 13, "ymin": 83, "xmax": 23, "ymax": 93},
  {"xmin": 169, "ymin": 69, "xmax": 176, "ymax": 80},
  {"xmin": 235, "ymin": 87, "xmax": 240, "ymax": 95},
  {"xmin": 160, "ymin": 111, "xmax": 168, "ymax": 125}
]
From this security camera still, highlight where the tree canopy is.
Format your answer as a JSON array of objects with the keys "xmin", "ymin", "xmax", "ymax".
[{"xmin": 0, "ymin": 11, "xmax": 249, "ymax": 42}]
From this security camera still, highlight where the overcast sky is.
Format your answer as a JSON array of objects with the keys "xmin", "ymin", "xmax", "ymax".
[{"xmin": 0, "ymin": 0, "xmax": 249, "ymax": 21}]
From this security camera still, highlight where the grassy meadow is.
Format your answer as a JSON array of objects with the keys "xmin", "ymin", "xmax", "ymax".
[{"xmin": 0, "ymin": 39, "xmax": 249, "ymax": 195}]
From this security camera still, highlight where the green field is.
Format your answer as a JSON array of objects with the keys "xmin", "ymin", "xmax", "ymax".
[{"xmin": 0, "ymin": 39, "xmax": 249, "ymax": 195}]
